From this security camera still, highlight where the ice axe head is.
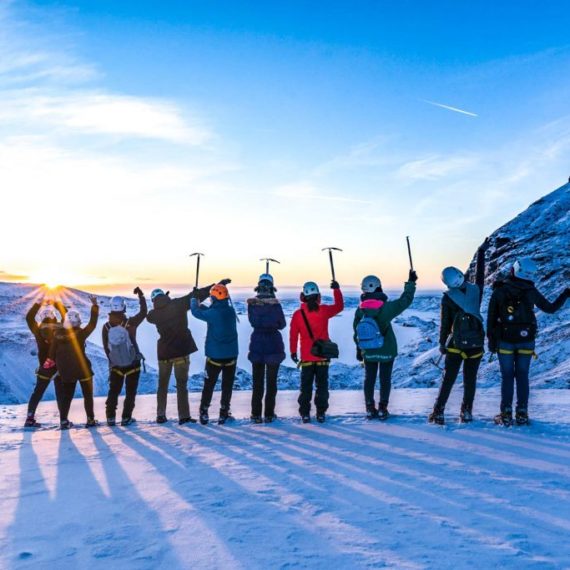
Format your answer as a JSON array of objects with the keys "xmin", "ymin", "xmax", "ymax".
[
  {"xmin": 322, "ymin": 247, "xmax": 343, "ymax": 281},
  {"xmin": 260, "ymin": 257, "xmax": 281, "ymax": 274},
  {"xmin": 189, "ymin": 252, "xmax": 205, "ymax": 288}
]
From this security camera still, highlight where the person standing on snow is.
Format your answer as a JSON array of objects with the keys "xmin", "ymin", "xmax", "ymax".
[
  {"xmin": 48, "ymin": 295, "xmax": 100, "ymax": 429},
  {"xmin": 289, "ymin": 280, "xmax": 344, "ymax": 423},
  {"xmin": 353, "ymin": 270, "xmax": 417, "ymax": 420},
  {"xmin": 24, "ymin": 296, "xmax": 67, "ymax": 427},
  {"xmin": 487, "ymin": 257, "xmax": 569, "ymax": 426},
  {"xmin": 428, "ymin": 240, "xmax": 488, "ymax": 426},
  {"xmin": 146, "ymin": 279, "xmax": 230, "ymax": 425},
  {"xmin": 247, "ymin": 274, "xmax": 286, "ymax": 423},
  {"xmin": 102, "ymin": 287, "xmax": 147, "ymax": 426},
  {"xmin": 191, "ymin": 283, "xmax": 239, "ymax": 425}
]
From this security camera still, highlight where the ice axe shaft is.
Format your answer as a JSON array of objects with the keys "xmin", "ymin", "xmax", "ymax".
[
  {"xmin": 322, "ymin": 247, "xmax": 343, "ymax": 281},
  {"xmin": 189, "ymin": 252, "xmax": 205, "ymax": 289},
  {"xmin": 406, "ymin": 236, "xmax": 414, "ymax": 272}
]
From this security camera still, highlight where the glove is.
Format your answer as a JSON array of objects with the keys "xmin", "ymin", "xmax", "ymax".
[
  {"xmin": 133, "ymin": 287, "xmax": 143, "ymax": 297},
  {"xmin": 439, "ymin": 345, "xmax": 447, "ymax": 355},
  {"xmin": 356, "ymin": 348, "xmax": 363, "ymax": 362},
  {"xmin": 408, "ymin": 270, "xmax": 418, "ymax": 283},
  {"xmin": 191, "ymin": 287, "xmax": 200, "ymax": 299},
  {"xmin": 291, "ymin": 353, "xmax": 299, "ymax": 364},
  {"xmin": 330, "ymin": 280, "xmax": 340, "ymax": 290},
  {"xmin": 219, "ymin": 278, "xmax": 232, "ymax": 286},
  {"xmin": 43, "ymin": 358, "xmax": 56, "ymax": 370}
]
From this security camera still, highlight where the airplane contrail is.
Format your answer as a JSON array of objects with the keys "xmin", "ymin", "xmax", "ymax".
[{"xmin": 422, "ymin": 99, "xmax": 478, "ymax": 117}]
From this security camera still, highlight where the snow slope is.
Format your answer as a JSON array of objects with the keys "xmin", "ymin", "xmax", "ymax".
[{"xmin": 1, "ymin": 391, "xmax": 570, "ymax": 569}]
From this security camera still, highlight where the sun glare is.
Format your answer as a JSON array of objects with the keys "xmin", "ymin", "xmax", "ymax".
[{"xmin": 29, "ymin": 270, "xmax": 81, "ymax": 290}]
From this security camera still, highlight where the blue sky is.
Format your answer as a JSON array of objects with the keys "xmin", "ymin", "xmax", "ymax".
[{"xmin": 2, "ymin": 0, "xmax": 570, "ymax": 290}]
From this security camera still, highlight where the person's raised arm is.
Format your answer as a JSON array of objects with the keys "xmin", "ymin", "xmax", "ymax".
[
  {"xmin": 475, "ymin": 238, "xmax": 489, "ymax": 301},
  {"xmin": 380, "ymin": 272, "xmax": 417, "ymax": 322},
  {"xmin": 323, "ymin": 282, "xmax": 344, "ymax": 317},
  {"xmin": 53, "ymin": 300, "xmax": 67, "ymax": 321},
  {"xmin": 190, "ymin": 297, "xmax": 212, "ymax": 322},
  {"xmin": 532, "ymin": 287, "xmax": 569, "ymax": 314},
  {"xmin": 82, "ymin": 296, "xmax": 100, "ymax": 338},
  {"xmin": 26, "ymin": 302, "xmax": 41, "ymax": 335},
  {"xmin": 129, "ymin": 287, "xmax": 148, "ymax": 327}
]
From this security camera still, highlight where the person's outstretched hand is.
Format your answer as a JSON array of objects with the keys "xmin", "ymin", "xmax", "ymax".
[
  {"xmin": 133, "ymin": 287, "xmax": 144, "ymax": 297},
  {"xmin": 219, "ymin": 278, "xmax": 232, "ymax": 286},
  {"xmin": 330, "ymin": 280, "xmax": 340, "ymax": 290},
  {"xmin": 89, "ymin": 295, "xmax": 98, "ymax": 306},
  {"xmin": 291, "ymin": 353, "xmax": 299, "ymax": 364},
  {"xmin": 408, "ymin": 270, "xmax": 418, "ymax": 283}
]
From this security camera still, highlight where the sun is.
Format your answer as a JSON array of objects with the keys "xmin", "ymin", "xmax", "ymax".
[{"xmin": 29, "ymin": 269, "xmax": 81, "ymax": 290}]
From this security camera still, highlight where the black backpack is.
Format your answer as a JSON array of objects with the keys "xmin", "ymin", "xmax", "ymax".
[
  {"xmin": 498, "ymin": 286, "xmax": 537, "ymax": 343},
  {"xmin": 451, "ymin": 310, "xmax": 485, "ymax": 349}
]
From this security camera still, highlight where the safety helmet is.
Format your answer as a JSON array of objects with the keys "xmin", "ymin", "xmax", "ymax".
[
  {"xmin": 110, "ymin": 296, "xmax": 126, "ymax": 312},
  {"xmin": 513, "ymin": 257, "xmax": 537, "ymax": 282},
  {"xmin": 64, "ymin": 310, "xmax": 81, "ymax": 329},
  {"xmin": 151, "ymin": 288, "xmax": 165, "ymax": 302},
  {"xmin": 361, "ymin": 275, "xmax": 382, "ymax": 293},
  {"xmin": 258, "ymin": 273, "xmax": 274, "ymax": 286},
  {"xmin": 302, "ymin": 281, "xmax": 320, "ymax": 296},
  {"xmin": 210, "ymin": 283, "xmax": 229, "ymax": 301},
  {"xmin": 38, "ymin": 305, "xmax": 56, "ymax": 321},
  {"xmin": 441, "ymin": 266, "xmax": 465, "ymax": 289}
]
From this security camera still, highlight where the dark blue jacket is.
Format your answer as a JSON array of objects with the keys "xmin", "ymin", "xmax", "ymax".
[
  {"xmin": 190, "ymin": 298, "xmax": 238, "ymax": 360},
  {"xmin": 247, "ymin": 297, "xmax": 286, "ymax": 365}
]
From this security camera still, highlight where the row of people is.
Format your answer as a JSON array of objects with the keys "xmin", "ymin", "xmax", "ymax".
[{"xmin": 24, "ymin": 252, "xmax": 568, "ymax": 428}]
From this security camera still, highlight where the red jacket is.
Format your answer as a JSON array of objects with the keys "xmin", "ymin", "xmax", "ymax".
[{"xmin": 289, "ymin": 289, "xmax": 344, "ymax": 362}]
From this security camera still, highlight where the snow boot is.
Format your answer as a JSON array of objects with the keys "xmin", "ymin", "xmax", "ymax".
[
  {"xmin": 494, "ymin": 408, "xmax": 513, "ymax": 427},
  {"xmin": 85, "ymin": 417, "xmax": 99, "ymax": 428},
  {"xmin": 264, "ymin": 415, "xmax": 277, "ymax": 423},
  {"xmin": 250, "ymin": 415, "xmax": 263, "ymax": 424},
  {"xmin": 428, "ymin": 406, "xmax": 445, "ymax": 426},
  {"xmin": 60, "ymin": 419, "xmax": 73, "ymax": 430},
  {"xmin": 121, "ymin": 417, "xmax": 136, "ymax": 426},
  {"xmin": 218, "ymin": 407, "xmax": 232, "ymax": 425},
  {"xmin": 24, "ymin": 415, "xmax": 41, "ymax": 428},
  {"xmin": 301, "ymin": 415, "xmax": 311, "ymax": 424},
  {"xmin": 179, "ymin": 417, "xmax": 197, "ymax": 425},
  {"xmin": 515, "ymin": 409, "xmax": 530, "ymax": 426},
  {"xmin": 366, "ymin": 405, "xmax": 379, "ymax": 420},
  {"xmin": 107, "ymin": 417, "xmax": 116, "ymax": 427},
  {"xmin": 460, "ymin": 404, "xmax": 473, "ymax": 424},
  {"xmin": 316, "ymin": 413, "xmax": 326, "ymax": 424},
  {"xmin": 378, "ymin": 402, "xmax": 390, "ymax": 421},
  {"xmin": 156, "ymin": 415, "xmax": 168, "ymax": 424},
  {"xmin": 199, "ymin": 408, "xmax": 209, "ymax": 425}
]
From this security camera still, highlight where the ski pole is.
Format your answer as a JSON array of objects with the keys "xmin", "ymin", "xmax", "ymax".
[
  {"xmin": 189, "ymin": 252, "xmax": 205, "ymax": 289},
  {"xmin": 322, "ymin": 247, "xmax": 343, "ymax": 281},
  {"xmin": 260, "ymin": 257, "xmax": 280, "ymax": 274},
  {"xmin": 406, "ymin": 236, "xmax": 414, "ymax": 272}
]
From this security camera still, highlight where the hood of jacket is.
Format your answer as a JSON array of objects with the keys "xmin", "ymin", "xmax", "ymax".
[
  {"xmin": 248, "ymin": 297, "xmax": 281, "ymax": 306},
  {"xmin": 359, "ymin": 299, "xmax": 385, "ymax": 313},
  {"xmin": 152, "ymin": 295, "xmax": 171, "ymax": 310}
]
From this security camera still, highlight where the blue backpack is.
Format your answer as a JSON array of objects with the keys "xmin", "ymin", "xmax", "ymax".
[{"xmin": 356, "ymin": 316, "xmax": 384, "ymax": 350}]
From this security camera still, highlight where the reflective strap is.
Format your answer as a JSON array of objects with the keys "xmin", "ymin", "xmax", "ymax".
[
  {"xmin": 498, "ymin": 348, "xmax": 514, "ymax": 355},
  {"xmin": 111, "ymin": 366, "xmax": 141, "ymax": 378},
  {"xmin": 447, "ymin": 348, "xmax": 483, "ymax": 360},
  {"xmin": 207, "ymin": 357, "xmax": 236, "ymax": 368},
  {"xmin": 159, "ymin": 356, "xmax": 189, "ymax": 365},
  {"xmin": 499, "ymin": 348, "xmax": 537, "ymax": 359},
  {"xmin": 300, "ymin": 361, "xmax": 330, "ymax": 367}
]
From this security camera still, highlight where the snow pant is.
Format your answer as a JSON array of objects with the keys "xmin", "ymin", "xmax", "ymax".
[
  {"xmin": 60, "ymin": 378, "xmax": 94, "ymax": 421},
  {"xmin": 251, "ymin": 362, "xmax": 279, "ymax": 417},
  {"xmin": 200, "ymin": 358, "xmax": 237, "ymax": 411},
  {"xmin": 497, "ymin": 341, "xmax": 535, "ymax": 412},
  {"xmin": 105, "ymin": 365, "xmax": 140, "ymax": 420},
  {"xmin": 298, "ymin": 362, "xmax": 329, "ymax": 417},
  {"xmin": 27, "ymin": 369, "xmax": 62, "ymax": 416},
  {"xmin": 435, "ymin": 350, "xmax": 482, "ymax": 411},
  {"xmin": 157, "ymin": 356, "xmax": 190, "ymax": 419},
  {"xmin": 363, "ymin": 360, "xmax": 394, "ymax": 408}
]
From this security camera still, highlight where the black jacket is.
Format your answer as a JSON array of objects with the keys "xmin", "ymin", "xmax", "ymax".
[
  {"xmin": 487, "ymin": 277, "xmax": 568, "ymax": 349},
  {"xmin": 26, "ymin": 301, "xmax": 67, "ymax": 366},
  {"xmin": 50, "ymin": 305, "xmax": 99, "ymax": 382},
  {"xmin": 102, "ymin": 295, "xmax": 147, "ymax": 367},
  {"xmin": 440, "ymin": 246, "xmax": 485, "ymax": 350},
  {"xmin": 146, "ymin": 286, "xmax": 212, "ymax": 361}
]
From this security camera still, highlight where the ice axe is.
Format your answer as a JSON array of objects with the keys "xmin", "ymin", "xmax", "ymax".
[
  {"xmin": 322, "ymin": 247, "xmax": 343, "ymax": 282},
  {"xmin": 260, "ymin": 257, "xmax": 280, "ymax": 275},
  {"xmin": 189, "ymin": 252, "xmax": 205, "ymax": 289},
  {"xmin": 406, "ymin": 236, "xmax": 414, "ymax": 272},
  {"xmin": 429, "ymin": 354, "xmax": 444, "ymax": 370}
]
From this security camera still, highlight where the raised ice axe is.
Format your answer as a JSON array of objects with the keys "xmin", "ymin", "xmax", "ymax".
[
  {"xmin": 260, "ymin": 257, "xmax": 281, "ymax": 274},
  {"xmin": 322, "ymin": 247, "xmax": 343, "ymax": 282},
  {"xmin": 189, "ymin": 252, "xmax": 205, "ymax": 289},
  {"xmin": 406, "ymin": 236, "xmax": 414, "ymax": 272}
]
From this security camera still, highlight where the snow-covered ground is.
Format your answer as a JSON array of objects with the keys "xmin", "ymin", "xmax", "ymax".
[{"xmin": 1, "ymin": 389, "xmax": 570, "ymax": 569}]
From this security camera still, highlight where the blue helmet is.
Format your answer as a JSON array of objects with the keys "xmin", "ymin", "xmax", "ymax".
[
  {"xmin": 151, "ymin": 288, "xmax": 166, "ymax": 302},
  {"xmin": 258, "ymin": 273, "xmax": 274, "ymax": 285},
  {"xmin": 302, "ymin": 281, "xmax": 320, "ymax": 296}
]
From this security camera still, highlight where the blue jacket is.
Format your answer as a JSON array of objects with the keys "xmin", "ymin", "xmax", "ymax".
[
  {"xmin": 190, "ymin": 298, "xmax": 238, "ymax": 360},
  {"xmin": 247, "ymin": 297, "xmax": 286, "ymax": 365}
]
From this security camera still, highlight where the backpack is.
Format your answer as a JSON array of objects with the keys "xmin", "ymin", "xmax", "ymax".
[
  {"xmin": 106, "ymin": 322, "xmax": 137, "ymax": 367},
  {"xmin": 356, "ymin": 315, "xmax": 385, "ymax": 351},
  {"xmin": 498, "ymin": 287, "xmax": 537, "ymax": 343},
  {"xmin": 451, "ymin": 311, "xmax": 485, "ymax": 349}
]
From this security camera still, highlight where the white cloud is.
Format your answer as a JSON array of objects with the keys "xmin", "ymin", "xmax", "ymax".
[{"xmin": 396, "ymin": 154, "xmax": 479, "ymax": 181}]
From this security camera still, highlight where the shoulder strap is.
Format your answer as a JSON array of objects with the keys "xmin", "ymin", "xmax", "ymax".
[{"xmin": 300, "ymin": 310, "xmax": 314, "ymax": 340}]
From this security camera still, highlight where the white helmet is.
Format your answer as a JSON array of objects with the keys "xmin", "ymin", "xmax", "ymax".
[
  {"xmin": 110, "ymin": 296, "xmax": 126, "ymax": 312},
  {"xmin": 441, "ymin": 266, "xmax": 465, "ymax": 289},
  {"xmin": 64, "ymin": 310, "xmax": 81, "ymax": 329},
  {"xmin": 513, "ymin": 257, "xmax": 537, "ymax": 282},
  {"xmin": 38, "ymin": 305, "xmax": 56, "ymax": 321},
  {"xmin": 361, "ymin": 275, "xmax": 381, "ymax": 293},
  {"xmin": 302, "ymin": 281, "xmax": 320, "ymax": 296}
]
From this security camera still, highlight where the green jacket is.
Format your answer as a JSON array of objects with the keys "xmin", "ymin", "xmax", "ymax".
[{"xmin": 353, "ymin": 281, "xmax": 416, "ymax": 362}]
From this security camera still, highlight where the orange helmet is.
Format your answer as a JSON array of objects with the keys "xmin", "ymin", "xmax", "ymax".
[{"xmin": 210, "ymin": 284, "xmax": 229, "ymax": 301}]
